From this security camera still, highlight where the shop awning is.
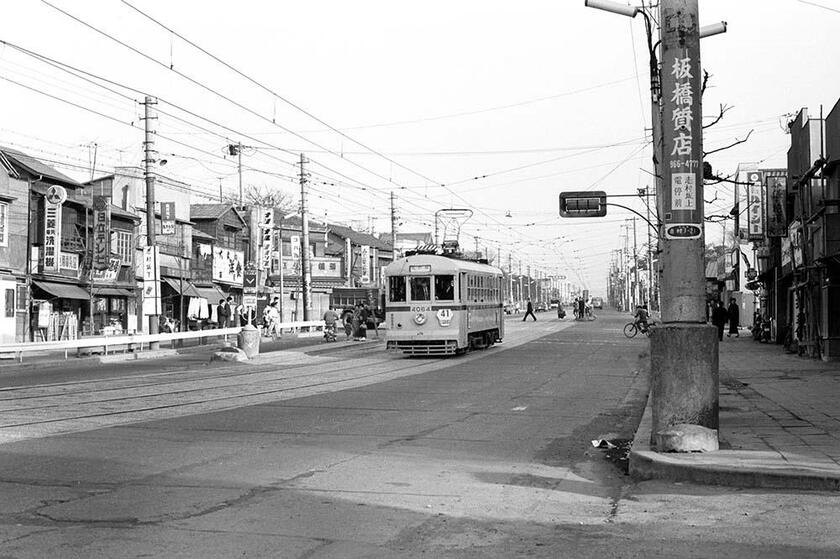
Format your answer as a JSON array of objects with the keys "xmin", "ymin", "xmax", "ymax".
[
  {"xmin": 192, "ymin": 285, "xmax": 226, "ymax": 301},
  {"xmin": 93, "ymin": 287, "xmax": 134, "ymax": 297},
  {"xmin": 162, "ymin": 276, "xmax": 201, "ymax": 297},
  {"xmin": 32, "ymin": 280, "xmax": 90, "ymax": 300}
]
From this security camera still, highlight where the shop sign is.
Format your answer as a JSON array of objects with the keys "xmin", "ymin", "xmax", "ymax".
[
  {"xmin": 746, "ymin": 171, "xmax": 765, "ymax": 240},
  {"xmin": 160, "ymin": 201, "xmax": 176, "ymax": 235},
  {"xmin": 789, "ymin": 221, "xmax": 804, "ymax": 268},
  {"xmin": 43, "ymin": 187, "xmax": 65, "ymax": 272},
  {"xmin": 59, "ymin": 252, "xmax": 79, "ymax": 271},
  {"xmin": 764, "ymin": 169, "xmax": 787, "ymax": 237},
  {"xmin": 258, "ymin": 207, "xmax": 273, "ymax": 271},
  {"xmin": 93, "ymin": 257, "xmax": 121, "ymax": 282},
  {"xmin": 290, "ymin": 235, "xmax": 301, "ymax": 274},
  {"xmin": 660, "ymin": 12, "xmax": 703, "ymax": 241},
  {"xmin": 93, "ymin": 196, "xmax": 111, "ymax": 270},
  {"xmin": 359, "ymin": 245, "xmax": 371, "ymax": 278},
  {"xmin": 213, "ymin": 247, "xmax": 244, "ymax": 286},
  {"xmin": 142, "ymin": 246, "xmax": 161, "ymax": 315}
]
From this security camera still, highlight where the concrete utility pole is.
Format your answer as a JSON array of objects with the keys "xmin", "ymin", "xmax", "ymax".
[
  {"xmin": 653, "ymin": 0, "xmax": 718, "ymax": 445},
  {"xmin": 508, "ymin": 253, "xmax": 513, "ymax": 303},
  {"xmin": 143, "ymin": 96, "xmax": 159, "ymax": 349},
  {"xmin": 299, "ymin": 154, "xmax": 312, "ymax": 320},
  {"xmin": 390, "ymin": 191, "xmax": 397, "ymax": 261},
  {"xmin": 526, "ymin": 265, "xmax": 532, "ymax": 300},
  {"xmin": 237, "ymin": 141, "xmax": 243, "ymax": 207}
]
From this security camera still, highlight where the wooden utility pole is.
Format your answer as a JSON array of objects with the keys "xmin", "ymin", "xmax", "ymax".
[
  {"xmin": 299, "ymin": 154, "xmax": 311, "ymax": 320},
  {"xmin": 390, "ymin": 191, "xmax": 397, "ymax": 261},
  {"xmin": 143, "ymin": 96, "xmax": 160, "ymax": 349}
]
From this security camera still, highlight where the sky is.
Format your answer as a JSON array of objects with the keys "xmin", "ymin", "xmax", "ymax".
[{"xmin": 2, "ymin": 0, "xmax": 839, "ymax": 296}]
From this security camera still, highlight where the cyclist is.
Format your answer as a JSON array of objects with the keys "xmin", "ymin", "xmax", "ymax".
[{"xmin": 633, "ymin": 304, "xmax": 650, "ymax": 333}]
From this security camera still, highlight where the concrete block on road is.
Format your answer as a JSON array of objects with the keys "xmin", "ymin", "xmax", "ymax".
[
  {"xmin": 654, "ymin": 423, "xmax": 719, "ymax": 452},
  {"xmin": 211, "ymin": 347, "xmax": 248, "ymax": 362}
]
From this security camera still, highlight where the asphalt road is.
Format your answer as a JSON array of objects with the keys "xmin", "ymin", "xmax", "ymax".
[{"xmin": 1, "ymin": 310, "xmax": 838, "ymax": 558}]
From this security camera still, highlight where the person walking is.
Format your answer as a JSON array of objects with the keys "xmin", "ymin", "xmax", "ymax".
[
  {"xmin": 522, "ymin": 299, "xmax": 537, "ymax": 321},
  {"xmin": 217, "ymin": 298, "xmax": 231, "ymax": 328},
  {"xmin": 727, "ymin": 297, "xmax": 740, "ymax": 337},
  {"xmin": 263, "ymin": 301, "xmax": 281, "ymax": 341},
  {"xmin": 711, "ymin": 300, "xmax": 728, "ymax": 341}
]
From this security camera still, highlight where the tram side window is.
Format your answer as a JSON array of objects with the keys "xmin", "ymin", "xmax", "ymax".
[
  {"xmin": 389, "ymin": 276, "xmax": 406, "ymax": 302},
  {"xmin": 410, "ymin": 276, "xmax": 431, "ymax": 301},
  {"xmin": 435, "ymin": 275, "xmax": 454, "ymax": 301}
]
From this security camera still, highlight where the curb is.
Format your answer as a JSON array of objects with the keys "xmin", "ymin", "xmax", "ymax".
[{"xmin": 629, "ymin": 398, "xmax": 840, "ymax": 491}]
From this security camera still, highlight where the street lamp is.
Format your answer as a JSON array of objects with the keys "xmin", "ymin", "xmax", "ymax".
[{"xmin": 583, "ymin": 0, "xmax": 639, "ymax": 17}]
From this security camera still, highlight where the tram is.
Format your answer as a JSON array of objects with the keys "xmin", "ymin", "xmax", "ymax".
[{"xmin": 384, "ymin": 250, "xmax": 505, "ymax": 356}]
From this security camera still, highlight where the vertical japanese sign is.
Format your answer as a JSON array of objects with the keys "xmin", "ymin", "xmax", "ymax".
[
  {"xmin": 142, "ymin": 245, "xmax": 161, "ymax": 316},
  {"xmin": 43, "ymin": 185, "xmax": 67, "ymax": 272},
  {"xmin": 359, "ymin": 245, "xmax": 371, "ymax": 283},
  {"xmin": 258, "ymin": 207, "xmax": 274, "ymax": 271},
  {"xmin": 93, "ymin": 196, "xmax": 111, "ymax": 270},
  {"xmin": 660, "ymin": 5, "xmax": 703, "ymax": 240},
  {"xmin": 290, "ymin": 235, "xmax": 301, "ymax": 274},
  {"xmin": 764, "ymin": 169, "xmax": 787, "ymax": 237},
  {"xmin": 746, "ymin": 171, "xmax": 765, "ymax": 240},
  {"xmin": 160, "ymin": 202, "xmax": 176, "ymax": 235}
]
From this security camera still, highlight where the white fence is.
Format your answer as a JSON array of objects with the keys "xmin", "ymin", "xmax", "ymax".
[{"xmin": 0, "ymin": 320, "xmax": 326, "ymax": 363}]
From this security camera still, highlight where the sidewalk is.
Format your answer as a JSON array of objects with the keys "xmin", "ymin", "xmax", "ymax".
[{"xmin": 630, "ymin": 329, "xmax": 840, "ymax": 490}]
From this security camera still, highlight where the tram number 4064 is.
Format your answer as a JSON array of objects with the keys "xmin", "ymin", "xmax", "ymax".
[{"xmin": 664, "ymin": 223, "xmax": 702, "ymax": 239}]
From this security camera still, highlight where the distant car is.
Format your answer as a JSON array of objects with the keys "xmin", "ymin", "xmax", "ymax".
[
  {"xmin": 591, "ymin": 297, "xmax": 604, "ymax": 309},
  {"xmin": 535, "ymin": 302, "xmax": 548, "ymax": 312}
]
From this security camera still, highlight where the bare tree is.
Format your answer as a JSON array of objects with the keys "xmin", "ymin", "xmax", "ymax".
[{"xmin": 223, "ymin": 185, "xmax": 296, "ymax": 212}]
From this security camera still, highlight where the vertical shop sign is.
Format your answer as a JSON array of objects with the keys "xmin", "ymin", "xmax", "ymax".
[
  {"xmin": 43, "ymin": 185, "xmax": 67, "ymax": 272},
  {"xmin": 290, "ymin": 235, "xmax": 301, "ymax": 274},
  {"xmin": 142, "ymin": 245, "xmax": 161, "ymax": 315},
  {"xmin": 746, "ymin": 171, "xmax": 765, "ymax": 240},
  {"xmin": 160, "ymin": 202, "xmax": 176, "ymax": 235},
  {"xmin": 93, "ymin": 196, "xmax": 111, "ymax": 270},
  {"xmin": 660, "ymin": 8, "xmax": 703, "ymax": 240},
  {"xmin": 258, "ymin": 207, "xmax": 273, "ymax": 271},
  {"xmin": 359, "ymin": 245, "xmax": 371, "ymax": 283},
  {"xmin": 764, "ymin": 170, "xmax": 787, "ymax": 237}
]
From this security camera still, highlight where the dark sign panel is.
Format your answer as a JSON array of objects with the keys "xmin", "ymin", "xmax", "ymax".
[
  {"xmin": 764, "ymin": 169, "xmax": 787, "ymax": 237},
  {"xmin": 558, "ymin": 191, "xmax": 607, "ymax": 218}
]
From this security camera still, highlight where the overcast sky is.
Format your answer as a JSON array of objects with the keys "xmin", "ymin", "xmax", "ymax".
[{"xmin": 2, "ymin": 0, "xmax": 839, "ymax": 295}]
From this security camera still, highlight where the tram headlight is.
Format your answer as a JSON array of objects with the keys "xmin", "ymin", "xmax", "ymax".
[{"xmin": 414, "ymin": 313, "xmax": 427, "ymax": 325}]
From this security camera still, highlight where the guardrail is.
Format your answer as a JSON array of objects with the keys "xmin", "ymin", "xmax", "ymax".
[{"xmin": 0, "ymin": 320, "xmax": 327, "ymax": 363}]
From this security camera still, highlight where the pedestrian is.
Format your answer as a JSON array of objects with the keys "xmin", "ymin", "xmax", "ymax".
[
  {"xmin": 343, "ymin": 310, "xmax": 354, "ymax": 339},
  {"xmin": 217, "ymin": 298, "xmax": 231, "ymax": 328},
  {"xmin": 264, "ymin": 301, "xmax": 281, "ymax": 341},
  {"xmin": 711, "ymin": 300, "xmax": 728, "ymax": 341},
  {"xmin": 727, "ymin": 297, "xmax": 740, "ymax": 338},
  {"xmin": 577, "ymin": 297, "xmax": 585, "ymax": 321},
  {"xmin": 358, "ymin": 304, "xmax": 370, "ymax": 341},
  {"xmin": 522, "ymin": 298, "xmax": 537, "ymax": 321}
]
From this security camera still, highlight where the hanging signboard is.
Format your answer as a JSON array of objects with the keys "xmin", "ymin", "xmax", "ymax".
[
  {"xmin": 764, "ymin": 169, "xmax": 787, "ymax": 237},
  {"xmin": 92, "ymin": 257, "xmax": 121, "ymax": 283},
  {"xmin": 746, "ymin": 171, "xmax": 765, "ymax": 240},
  {"xmin": 660, "ymin": 7, "xmax": 703, "ymax": 240},
  {"xmin": 290, "ymin": 235, "xmax": 301, "ymax": 274},
  {"xmin": 160, "ymin": 201, "xmax": 176, "ymax": 235},
  {"xmin": 212, "ymin": 247, "xmax": 244, "ymax": 286},
  {"xmin": 43, "ymin": 186, "xmax": 66, "ymax": 272},
  {"xmin": 258, "ymin": 207, "xmax": 274, "ymax": 271},
  {"xmin": 142, "ymin": 246, "xmax": 161, "ymax": 315},
  {"xmin": 93, "ymin": 196, "xmax": 111, "ymax": 270}
]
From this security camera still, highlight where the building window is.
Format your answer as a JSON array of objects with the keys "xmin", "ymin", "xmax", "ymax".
[
  {"xmin": 0, "ymin": 202, "xmax": 7, "ymax": 247},
  {"xmin": 110, "ymin": 231, "xmax": 132, "ymax": 263}
]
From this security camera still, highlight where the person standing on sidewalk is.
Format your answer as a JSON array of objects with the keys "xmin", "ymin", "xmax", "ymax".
[
  {"xmin": 712, "ymin": 300, "xmax": 728, "ymax": 341},
  {"xmin": 727, "ymin": 297, "xmax": 740, "ymax": 337},
  {"xmin": 522, "ymin": 299, "xmax": 537, "ymax": 321}
]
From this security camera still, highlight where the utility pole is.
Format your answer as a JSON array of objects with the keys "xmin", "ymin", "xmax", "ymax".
[
  {"xmin": 633, "ymin": 216, "xmax": 639, "ymax": 309},
  {"xmin": 526, "ymin": 265, "xmax": 531, "ymax": 300},
  {"xmin": 237, "ymin": 141, "xmax": 243, "ymax": 207},
  {"xmin": 653, "ymin": 0, "xmax": 718, "ymax": 446},
  {"xmin": 508, "ymin": 253, "xmax": 513, "ymax": 304},
  {"xmin": 299, "ymin": 153, "xmax": 312, "ymax": 320},
  {"xmin": 390, "ymin": 191, "xmax": 397, "ymax": 261},
  {"xmin": 644, "ymin": 185, "xmax": 655, "ymax": 309},
  {"xmin": 143, "ymin": 96, "xmax": 160, "ymax": 349},
  {"xmin": 518, "ymin": 261, "xmax": 523, "ymax": 306}
]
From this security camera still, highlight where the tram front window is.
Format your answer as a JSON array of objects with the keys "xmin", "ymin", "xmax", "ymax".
[
  {"xmin": 434, "ymin": 275, "xmax": 454, "ymax": 301},
  {"xmin": 410, "ymin": 276, "xmax": 431, "ymax": 301},
  {"xmin": 389, "ymin": 276, "xmax": 406, "ymax": 302}
]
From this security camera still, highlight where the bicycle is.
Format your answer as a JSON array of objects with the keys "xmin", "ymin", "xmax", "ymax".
[{"xmin": 623, "ymin": 320, "xmax": 655, "ymax": 338}]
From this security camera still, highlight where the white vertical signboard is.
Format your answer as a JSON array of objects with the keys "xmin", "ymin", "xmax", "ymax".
[{"xmin": 142, "ymin": 245, "xmax": 161, "ymax": 316}]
